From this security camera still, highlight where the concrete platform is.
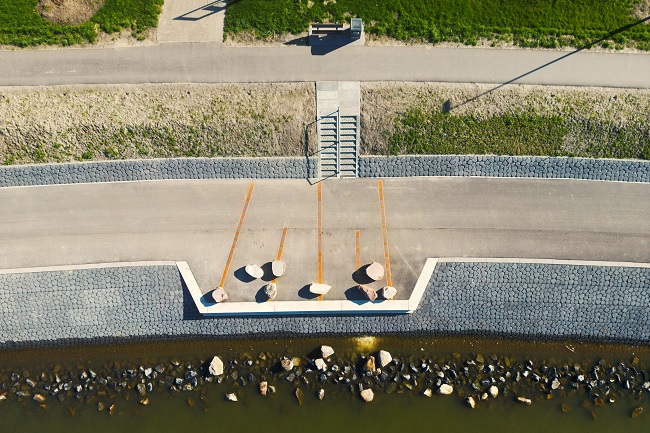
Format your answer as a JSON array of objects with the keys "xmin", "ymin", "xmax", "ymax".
[{"xmin": 157, "ymin": 0, "xmax": 226, "ymax": 43}]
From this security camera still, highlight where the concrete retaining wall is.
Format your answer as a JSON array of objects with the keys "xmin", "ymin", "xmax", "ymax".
[
  {"xmin": 0, "ymin": 157, "xmax": 318, "ymax": 187},
  {"xmin": 1, "ymin": 260, "xmax": 647, "ymax": 348},
  {"xmin": 359, "ymin": 155, "xmax": 650, "ymax": 182}
]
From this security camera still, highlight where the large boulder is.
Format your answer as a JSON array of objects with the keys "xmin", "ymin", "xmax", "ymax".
[
  {"xmin": 381, "ymin": 286, "xmax": 397, "ymax": 300},
  {"xmin": 309, "ymin": 283, "xmax": 331, "ymax": 296},
  {"xmin": 211, "ymin": 287, "xmax": 228, "ymax": 303},
  {"xmin": 320, "ymin": 345, "xmax": 335, "ymax": 358},
  {"xmin": 314, "ymin": 358, "xmax": 327, "ymax": 371},
  {"xmin": 271, "ymin": 260, "xmax": 286, "ymax": 277},
  {"xmin": 365, "ymin": 262, "xmax": 384, "ymax": 281},
  {"xmin": 378, "ymin": 350, "xmax": 393, "ymax": 367},
  {"xmin": 264, "ymin": 282, "xmax": 277, "ymax": 300},
  {"xmin": 245, "ymin": 264, "xmax": 264, "ymax": 279},
  {"xmin": 358, "ymin": 284, "xmax": 378, "ymax": 301},
  {"xmin": 360, "ymin": 388, "xmax": 374, "ymax": 402},
  {"xmin": 438, "ymin": 384, "xmax": 454, "ymax": 395},
  {"xmin": 489, "ymin": 385, "xmax": 499, "ymax": 398},
  {"xmin": 208, "ymin": 356, "xmax": 224, "ymax": 376}
]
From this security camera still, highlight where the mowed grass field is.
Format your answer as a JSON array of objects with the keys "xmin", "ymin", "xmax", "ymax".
[
  {"xmin": 224, "ymin": 0, "xmax": 650, "ymax": 50},
  {"xmin": 0, "ymin": 0, "xmax": 163, "ymax": 47}
]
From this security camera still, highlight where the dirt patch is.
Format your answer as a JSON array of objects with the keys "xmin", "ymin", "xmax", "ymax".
[
  {"xmin": 0, "ymin": 83, "xmax": 315, "ymax": 165},
  {"xmin": 633, "ymin": 0, "xmax": 650, "ymax": 20},
  {"xmin": 37, "ymin": 0, "xmax": 105, "ymax": 26}
]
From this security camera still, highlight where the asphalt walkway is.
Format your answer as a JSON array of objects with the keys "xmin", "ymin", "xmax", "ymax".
[
  {"xmin": 1, "ymin": 42, "xmax": 649, "ymax": 87},
  {"xmin": 1, "ymin": 177, "xmax": 648, "ymax": 302}
]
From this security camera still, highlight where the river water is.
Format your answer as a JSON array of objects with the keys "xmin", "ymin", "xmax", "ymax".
[{"xmin": 1, "ymin": 336, "xmax": 648, "ymax": 432}]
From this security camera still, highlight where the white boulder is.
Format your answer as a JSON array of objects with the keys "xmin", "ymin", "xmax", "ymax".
[
  {"xmin": 314, "ymin": 358, "xmax": 327, "ymax": 371},
  {"xmin": 489, "ymin": 385, "xmax": 499, "ymax": 398},
  {"xmin": 320, "ymin": 345, "xmax": 335, "ymax": 358},
  {"xmin": 309, "ymin": 283, "xmax": 331, "ymax": 295},
  {"xmin": 245, "ymin": 264, "xmax": 264, "ymax": 279},
  {"xmin": 208, "ymin": 356, "xmax": 224, "ymax": 376},
  {"xmin": 365, "ymin": 262, "xmax": 385, "ymax": 281},
  {"xmin": 360, "ymin": 388, "xmax": 374, "ymax": 402},
  {"xmin": 378, "ymin": 350, "xmax": 393, "ymax": 367},
  {"xmin": 438, "ymin": 384, "xmax": 454, "ymax": 395},
  {"xmin": 271, "ymin": 260, "xmax": 286, "ymax": 277},
  {"xmin": 225, "ymin": 393, "xmax": 238, "ymax": 402},
  {"xmin": 381, "ymin": 286, "xmax": 397, "ymax": 300},
  {"xmin": 211, "ymin": 287, "xmax": 228, "ymax": 303}
]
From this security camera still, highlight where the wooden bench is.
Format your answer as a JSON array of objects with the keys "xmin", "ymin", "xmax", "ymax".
[{"xmin": 309, "ymin": 23, "xmax": 344, "ymax": 36}]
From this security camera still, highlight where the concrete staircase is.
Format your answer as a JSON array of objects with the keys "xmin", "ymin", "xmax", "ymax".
[{"xmin": 316, "ymin": 82, "xmax": 360, "ymax": 178}]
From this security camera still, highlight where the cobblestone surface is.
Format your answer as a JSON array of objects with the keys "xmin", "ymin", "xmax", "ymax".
[
  {"xmin": 1, "ymin": 262, "xmax": 647, "ymax": 348},
  {"xmin": 360, "ymin": 156, "xmax": 650, "ymax": 182},
  {"xmin": 0, "ymin": 158, "xmax": 317, "ymax": 187},
  {"xmin": 1, "ymin": 155, "xmax": 649, "ymax": 187}
]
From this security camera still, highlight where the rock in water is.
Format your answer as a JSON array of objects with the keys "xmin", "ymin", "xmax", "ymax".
[
  {"xmin": 466, "ymin": 396, "xmax": 476, "ymax": 409},
  {"xmin": 225, "ymin": 393, "xmax": 238, "ymax": 402},
  {"xmin": 271, "ymin": 260, "xmax": 286, "ymax": 277},
  {"xmin": 281, "ymin": 358, "xmax": 294, "ymax": 371},
  {"xmin": 381, "ymin": 286, "xmax": 397, "ymax": 300},
  {"xmin": 423, "ymin": 388, "xmax": 433, "ymax": 398},
  {"xmin": 365, "ymin": 262, "xmax": 384, "ymax": 281},
  {"xmin": 295, "ymin": 388, "xmax": 304, "ymax": 406},
  {"xmin": 136, "ymin": 383, "xmax": 146, "ymax": 396},
  {"xmin": 517, "ymin": 396, "xmax": 532, "ymax": 405},
  {"xmin": 264, "ymin": 283, "xmax": 277, "ymax": 300},
  {"xmin": 245, "ymin": 264, "xmax": 264, "ymax": 279},
  {"xmin": 259, "ymin": 381, "xmax": 268, "ymax": 396},
  {"xmin": 438, "ymin": 384, "xmax": 453, "ymax": 395},
  {"xmin": 358, "ymin": 284, "xmax": 378, "ymax": 301},
  {"xmin": 488, "ymin": 385, "xmax": 499, "ymax": 398},
  {"xmin": 551, "ymin": 378, "xmax": 561, "ymax": 390},
  {"xmin": 209, "ymin": 356, "xmax": 224, "ymax": 376},
  {"xmin": 360, "ymin": 389, "xmax": 374, "ymax": 402},
  {"xmin": 211, "ymin": 287, "xmax": 228, "ymax": 303},
  {"xmin": 33, "ymin": 394, "xmax": 46, "ymax": 403},
  {"xmin": 632, "ymin": 407, "xmax": 643, "ymax": 417},
  {"xmin": 314, "ymin": 358, "xmax": 327, "ymax": 371},
  {"xmin": 378, "ymin": 350, "xmax": 393, "ymax": 367},
  {"xmin": 317, "ymin": 389, "xmax": 325, "ymax": 400},
  {"xmin": 561, "ymin": 404, "xmax": 571, "ymax": 413},
  {"xmin": 320, "ymin": 345, "xmax": 335, "ymax": 358},
  {"xmin": 309, "ymin": 283, "xmax": 331, "ymax": 295},
  {"xmin": 363, "ymin": 356, "xmax": 376, "ymax": 373},
  {"xmin": 139, "ymin": 397, "xmax": 149, "ymax": 405}
]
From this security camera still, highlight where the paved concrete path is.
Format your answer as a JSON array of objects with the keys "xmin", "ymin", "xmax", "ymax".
[
  {"xmin": 1, "ymin": 43, "xmax": 649, "ymax": 87},
  {"xmin": 1, "ymin": 177, "xmax": 648, "ymax": 302},
  {"xmin": 157, "ymin": 0, "xmax": 226, "ymax": 43}
]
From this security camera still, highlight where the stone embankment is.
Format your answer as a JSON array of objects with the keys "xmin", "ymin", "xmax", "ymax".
[
  {"xmin": 0, "ymin": 344, "xmax": 648, "ymax": 412},
  {"xmin": 1, "ymin": 155, "xmax": 649, "ymax": 187},
  {"xmin": 1, "ymin": 261, "xmax": 647, "ymax": 347}
]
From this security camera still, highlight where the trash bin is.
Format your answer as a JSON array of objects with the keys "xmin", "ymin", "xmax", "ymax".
[{"xmin": 350, "ymin": 18, "xmax": 362, "ymax": 40}]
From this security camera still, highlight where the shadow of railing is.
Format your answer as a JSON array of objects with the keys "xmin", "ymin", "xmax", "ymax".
[
  {"xmin": 174, "ymin": 0, "xmax": 243, "ymax": 21},
  {"xmin": 447, "ymin": 15, "xmax": 650, "ymax": 113}
]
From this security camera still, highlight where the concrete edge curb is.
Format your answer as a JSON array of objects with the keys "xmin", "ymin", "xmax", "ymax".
[
  {"xmin": 3, "ymin": 258, "xmax": 648, "ymax": 318},
  {"xmin": 438, "ymin": 257, "xmax": 650, "ymax": 268},
  {"xmin": 0, "ymin": 261, "xmax": 178, "ymax": 275}
]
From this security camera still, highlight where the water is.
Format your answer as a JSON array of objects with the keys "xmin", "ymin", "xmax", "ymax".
[{"xmin": 1, "ymin": 336, "xmax": 649, "ymax": 432}]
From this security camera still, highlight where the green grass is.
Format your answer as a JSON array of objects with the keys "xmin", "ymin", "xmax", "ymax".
[
  {"xmin": 224, "ymin": 0, "xmax": 650, "ymax": 50},
  {"xmin": 387, "ymin": 108, "xmax": 650, "ymax": 160},
  {"xmin": 0, "ymin": 0, "xmax": 163, "ymax": 47}
]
